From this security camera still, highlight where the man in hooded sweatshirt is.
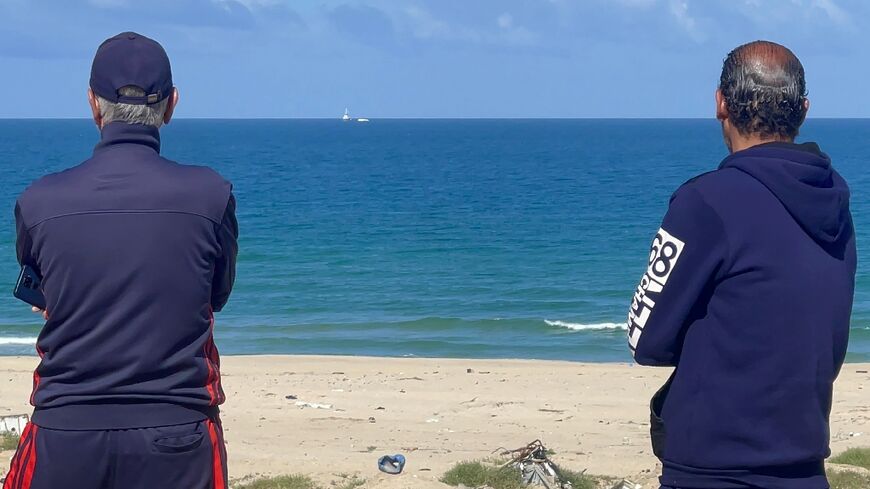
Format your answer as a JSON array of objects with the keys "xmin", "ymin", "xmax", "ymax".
[{"xmin": 627, "ymin": 41, "xmax": 855, "ymax": 489}]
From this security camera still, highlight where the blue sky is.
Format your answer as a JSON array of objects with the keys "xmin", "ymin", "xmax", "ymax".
[{"xmin": 0, "ymin": 0, "xmax": 867, "ymax": 118}]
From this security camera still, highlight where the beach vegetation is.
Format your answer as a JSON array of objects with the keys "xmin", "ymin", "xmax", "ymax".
[
  {"xmin": 441, "ymin": 460, "xmax": 524, "ymax": 489},
  {"xmin": 830, "ymin": 447, "xmax": 870, "ymax": 471},
  {"xmin": 828, "ymin": 470, "xmax": 870, "ymax": 489},
  {"xmin": 332, "ymin": 475, "xmax": 365, "ymax": 489},
  {"xmin": 233, "ymin": 474, "xmax": 319, "ymax": 489},
  {"xmin": 0, "ymin": 432, "xmax": 20, "ymax": 451},
  {"xmin": 441, "ymin": 460, "xmax": 599, "ymax": 489},
  {"xmin": 232, "ymin": 474, "xmax": 366, "ymax": 489},
  {"xmin": 556, "ymin": 468, "xmax": 602, "ymax": 489}
]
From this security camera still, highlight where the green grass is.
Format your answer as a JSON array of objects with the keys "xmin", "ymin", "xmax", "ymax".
[
  {"xmin": 0, "ymin": 432, "xmax": 20, "ymax": 451},
  {"xmin": 232, "ymin": 474, "xmax": 365, "ymax": 489},
  {"xmin": 442, "ymin": 461, "xmax": 524, "ymax": 489},
  {"xmin": 556, "ymin": 468, "xmax": 602, "ymax": 489},
  {"xmin": 828, "ymin": 470, "xmax": 870, "ymax": 489},
  {"xmin": 827, "ymin": 449, "xmax": 870, "ymax": 489},
  {"xmin": 830, "ymin": 448, "xmax": 870, "ymax": 471},
  {"xmin": 333, "ymin": 476, "xmax": 365, "ymax": 489},
  {"xmin": 441, "ymin": 460, "xmax": 600, "ymax": 489},
  {"xmin": 234, "ymin": 475, "xmax": 319, "ymax": 489}
]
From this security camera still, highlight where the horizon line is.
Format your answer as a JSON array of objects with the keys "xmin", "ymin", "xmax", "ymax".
[{"xmin": 1, "ymin": 116, "xmax": 869, "ymax": 121}]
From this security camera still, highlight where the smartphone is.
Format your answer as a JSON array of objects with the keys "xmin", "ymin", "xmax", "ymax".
[{"xmin": 13, "ymin": 265, "xmax": 46, "ymax": 310}]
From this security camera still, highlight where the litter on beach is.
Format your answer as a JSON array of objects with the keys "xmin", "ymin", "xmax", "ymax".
[
  {"xmin": 609, "ymin": 480, "xmax": 642, "ymax": 489},
  {"xmin": 496, "ymin": 440, "xmax": 573, "ymax": 489},
  {"xmin": 294, "ymin": 401, "xmax": 333, "ymax": 410},
  {"xmin": 377, "ymin": 454, "xmax": 406, "ymax": 475},
  {"xmin": 0, "ymin": 414, "xmax": 29, "ymax": 435},
  {"xmin": 493, "ymin": 440, "xmax": 644, "ymax": 489}
]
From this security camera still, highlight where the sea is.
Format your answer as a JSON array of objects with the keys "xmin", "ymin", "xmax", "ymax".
[{"xmin": 0, "ymin": 119, "xmax": 868, "ymax": 362}]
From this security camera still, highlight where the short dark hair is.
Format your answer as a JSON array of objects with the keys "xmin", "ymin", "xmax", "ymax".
[{"xmin": 719, "ymin": 41, "xmax": 808, "ymax": 139}]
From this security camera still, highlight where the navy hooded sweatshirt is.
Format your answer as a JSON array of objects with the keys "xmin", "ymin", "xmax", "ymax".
[
  {"xmin": 627, "ymin": 142, "xmax": 855, "ymax": 489},
  {"xmin": 15, "ymin": 122, "xmax": 238, "ymax": 430}
]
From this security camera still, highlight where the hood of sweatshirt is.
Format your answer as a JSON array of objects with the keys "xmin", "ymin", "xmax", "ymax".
[{"xmin": 720, "ymin": 142, "xmax": 851, "ymax": 246}]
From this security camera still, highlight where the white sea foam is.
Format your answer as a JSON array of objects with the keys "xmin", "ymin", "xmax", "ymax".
[
  {"xmin": 544, "ymin": 320, "xmax": 627, "ymax": 331},
  {"xmin": 0, "ymin": 337, "xmax": 38, "ymax": 346}
]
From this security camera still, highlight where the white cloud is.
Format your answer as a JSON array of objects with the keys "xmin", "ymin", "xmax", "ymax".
[
  {"xmin": 668, "ymin": 0, "xmax": 705, "ymax": 42},
  {"xmin": 812, "ymin": 0, "xmax": 849, "ymax": 25},
  {"xmin": 401, "ymin": 6, "xmax": 536, "ymax": 47},
  {"xmin": 228, "ymin": 0, "xmax": 281, "ymax": 8},
  {"xmin": 404, "ymin": 6, "xmax": 471, "ymax": 41},
  {"xmin": 613, "ymin": 0, "xmax": 659, "ymax": 7},
  {"xmin": 497, "ymin": 13, "xmax": 513, "ymax": 29},
  {"xmin": 88, "ymin": 0, "xmax": 129, "ymax": 7},
  {"xmin": 740, "ymin": 0, "xmax": 851, "ymax": 27}
]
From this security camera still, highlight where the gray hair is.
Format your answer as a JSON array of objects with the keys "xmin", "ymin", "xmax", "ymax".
[{"xmin": 97, "ymin": 86, "xmax": 169, "ymax": 128}]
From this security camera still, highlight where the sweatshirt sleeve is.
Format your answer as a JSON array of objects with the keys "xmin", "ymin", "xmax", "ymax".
[
  {"xmin": 627, "ymin": 184, "xmax": 727, "ymax": 366},
  {"xmin": 211, "ymin": 193, "xmax": 238, "ymax": 312}
]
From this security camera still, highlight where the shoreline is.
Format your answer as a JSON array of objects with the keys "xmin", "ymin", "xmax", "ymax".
[
  {"xmin": 2, "ymin": 350, "xmax": 870, "ymax": 364},
  {"xmin": 1, "ymin": 355, "xmax": 868, "ymax": 487}
]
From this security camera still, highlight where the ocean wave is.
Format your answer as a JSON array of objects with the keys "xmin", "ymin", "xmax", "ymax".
[
  {"xmin": 0, "ymin": 337, "xmax": 38, "ymax": 346},
  {"xmin": 544, "ymin": 320, "xmax": 627, "ymax": 331}
]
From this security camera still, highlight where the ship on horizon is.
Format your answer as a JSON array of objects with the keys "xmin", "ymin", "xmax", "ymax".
[{"xmin": 342, "ymin": 108, "xmax": 369, "ymax": 123}]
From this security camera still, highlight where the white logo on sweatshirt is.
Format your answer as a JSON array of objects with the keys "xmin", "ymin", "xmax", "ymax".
[{"xmin": 628, "ymin": 227, "xmax": 685, "ymax": 353}]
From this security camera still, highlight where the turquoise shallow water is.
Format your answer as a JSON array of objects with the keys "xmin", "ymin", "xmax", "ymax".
[{"xmin": 0, "ymin": 119, "xmax": 868, "ymax": 361}]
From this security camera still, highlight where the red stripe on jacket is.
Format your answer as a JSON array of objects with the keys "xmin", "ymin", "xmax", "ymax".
[
  {"xmin": 29, "ymin": 346, "xmax": 44, "ymax": 406},
  {"xmin": 204, "ymin": 309, "xmax": 224, "ymax": 405}
]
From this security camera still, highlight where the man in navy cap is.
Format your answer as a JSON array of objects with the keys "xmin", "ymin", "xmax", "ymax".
[
  {"xmin": 3, "ymin": 32, "xmax": 237, "ymax": 489},
  {"xmin": 627, "ymin": 41, "xmax": 855, "ymax": 489}
]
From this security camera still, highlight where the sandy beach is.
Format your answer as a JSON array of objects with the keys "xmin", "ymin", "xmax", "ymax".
[{"xmin": 1, "ymin": 355, "xmax": 868, "ymax": 488}]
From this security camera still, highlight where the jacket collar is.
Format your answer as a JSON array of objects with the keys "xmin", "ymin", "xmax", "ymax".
[{"xmin": 94, "ymin": 122, "xmax": 161, "ymax": 154}]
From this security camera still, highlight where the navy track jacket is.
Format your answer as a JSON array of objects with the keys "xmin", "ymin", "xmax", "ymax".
[
  {"xmin": 15, "ymin": 122, "xmax": 238, "ymax": 430},
  {"xmin": 627, "ymin": 142, "xmax": 856, "ymax": 489}
]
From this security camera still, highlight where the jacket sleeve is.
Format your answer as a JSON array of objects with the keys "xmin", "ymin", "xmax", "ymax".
[
  {"xmin": 211, "ymin": 193, "xmax": 238, "ymax": 312},
  {"xmin": 15, "ymin": 201, "xmax": 39, "ymax": 273},
  {"xmin": 627, "ymin": 185, "xmax": 727, "ymax": 366}
]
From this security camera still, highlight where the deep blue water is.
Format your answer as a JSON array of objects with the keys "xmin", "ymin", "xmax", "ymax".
[{"xmin": 0, "ymin": 119, "xmax": 868, "ymax": 362}]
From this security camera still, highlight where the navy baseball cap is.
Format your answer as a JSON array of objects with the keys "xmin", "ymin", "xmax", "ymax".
[{"xmin": 90, "ymin": 32, "xmax": 173, "ymax": 106}]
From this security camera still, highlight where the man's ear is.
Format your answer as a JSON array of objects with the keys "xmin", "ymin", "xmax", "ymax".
[
  {"xmin": 715, "ymin": 89, "xmax": 729, "ymax": 122},
  {"xmin": 163, "ymin": 88, "xmax": 179, "ymax": 125},
  {"xmin": 798, "ymin": 97, "xmax": 810, "ymax": 126},
  {"xmin": 88, "ymin": 89, "xmax": 103, "ymax": 129}
]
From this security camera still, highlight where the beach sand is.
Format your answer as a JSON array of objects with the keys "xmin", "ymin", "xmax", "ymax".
[{"xmin": 1, "ymin": 355, "xmax": 868, "ymax": 488}]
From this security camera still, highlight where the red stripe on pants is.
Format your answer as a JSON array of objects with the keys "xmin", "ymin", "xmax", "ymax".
[
  {"xmin": 2, "ymin": 424, "xmax": 37, "ymax": 489},
  {"xmin": 206, "ymin": 418, "xmax": 226, "ymax": 489},
  {"xmin": 19, "ymin": 426, "xmax": 38, "ymax": 489}
]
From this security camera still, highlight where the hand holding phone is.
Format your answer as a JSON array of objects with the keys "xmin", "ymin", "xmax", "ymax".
[
  {"xmin": 14, "ymin": 265, "xmax": 46, "ymax": 310},
  {"xmin": 31, "ymin": 306, "xmax": 49, "ymax": 320}
]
